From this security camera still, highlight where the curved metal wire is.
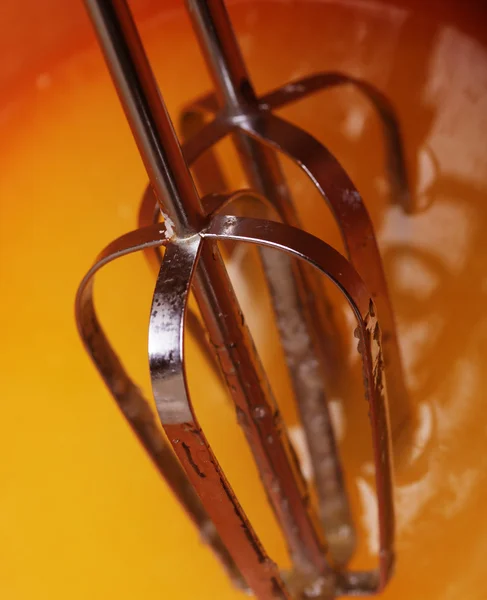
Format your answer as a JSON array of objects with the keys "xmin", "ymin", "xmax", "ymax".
[
  {"xmin": 177, "ymin": 69, "xmax": 413, "ymax": 212},
  {"xmin": 140, "ymin": 184, "xmax": 356, "ymax": 566},
  {"xmin": 80, "ymin": 0, "xmax": 398, "ymax": 595},
  {"xmin": 74, "ymin": 222, "xmax": 248, "ymax": 592},
  {"xmin": 75, "ymin": 208, "xmax": 396, "ymax": 597},
  {"xmin": 148, "ymin": 232, "xmax": 293, "ymax": 600},
  {"xmin": 238, "ymin": 112, "xmax": 413, "ymax": 448},
  {"xmin": 260, "ymin": 72, "xmax": 411, "ymax": 213},
  {"xmin": 77, "ymin": 204, "xmax": 332, "ymax": 590},
  {"xmin": 149, "ymin": 213, "xmax": 395, "ymax": 596},
  {"xmin": 140, "ymin": 106, "xmax": 415, "ymax": 464}
]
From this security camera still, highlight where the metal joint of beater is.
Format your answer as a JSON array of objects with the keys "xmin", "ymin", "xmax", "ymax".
[{"xmin": 76, "ymin": 0, "xmax": 417, "ymax": 598}]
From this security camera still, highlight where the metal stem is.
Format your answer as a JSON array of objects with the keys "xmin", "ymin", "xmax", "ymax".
[
  {"xmin": 85, "ymin": 0, "xmax": 203, "ymax": 234},
  {"xmin": 84, "ymin": 0, "xmax": 328, "ymax": 586},
  {"xmin": 185, "ymin": 0, "xmax": 257, "ymax": 113},
  {"xmin": 185, "ymin": 0, "xmax": 355, "ymax": 565},
  {"xmin": 184, "ymin": 0, "xmax": 294, "ymax": 214}
]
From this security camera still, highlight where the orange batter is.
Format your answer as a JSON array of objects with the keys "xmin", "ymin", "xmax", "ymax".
[{"xmin": 1, "ymin": 1, "xmax": 487, "ymax": 598}]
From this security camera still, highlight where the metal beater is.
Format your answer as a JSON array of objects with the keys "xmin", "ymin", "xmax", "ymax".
[{"xmin": 76, "ymin": 0, "xmax": 415, "ymax": 597}]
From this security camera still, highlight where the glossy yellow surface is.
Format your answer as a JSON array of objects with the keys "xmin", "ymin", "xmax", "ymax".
[{"xmin": 1, "ymin": 1, "xmax": 487, "ymax": 598}]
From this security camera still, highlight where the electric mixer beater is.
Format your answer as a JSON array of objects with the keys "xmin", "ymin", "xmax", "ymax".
[{"xmin": 76, "ymin": 0, "xmax": 417, "ymax": 597}]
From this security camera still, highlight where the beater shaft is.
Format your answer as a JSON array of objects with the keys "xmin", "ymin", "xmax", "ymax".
[
  {"xmin": 185, "ymin": 0, "xmax": 355, "ymax": 565},
  {"xmin": 80, "ymin": 0, "xmax": 400, "ymax": 596},
  {"xmin": 85, "ymin": 0, "xmax": 329, "ymax": 593}
]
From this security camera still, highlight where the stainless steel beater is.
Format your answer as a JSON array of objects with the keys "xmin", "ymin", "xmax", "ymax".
[{"xmin": 76, "ymin": 0, "xmax": 414, "ymax": 597}]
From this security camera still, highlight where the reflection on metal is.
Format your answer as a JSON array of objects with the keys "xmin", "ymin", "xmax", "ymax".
[{"xmin": 76, "ymin": 0, "xmax": 412, "ymax": 597}]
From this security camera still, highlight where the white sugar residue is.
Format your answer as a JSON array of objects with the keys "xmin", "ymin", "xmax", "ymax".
[
  {"xmin": 342, "ymin": 189, "xmax": 362, "ymax": 210},
  {"xmin": 161, "ymin": 211, "xmax": 175, "ymax": 239},
  {"xmin": 342, "ymin": 303, "xmax": 360, "ymax": 366},
  {"xmin": 436, "ymin": 357, "xmax": 479, "ymax": 438},
  {"xmin": 395, "ymin": 471, "xmax": 435, "ymax": 534},
  {"xmin": 416, "ymin": 146, "xmax": 437, "ymax": 196},
  {"xmin": 343, "ymin": 108, "xmax": 366, "ymax": 139},
  {"xmin": 409, "ymin": 402, "xmax": 434, "ymax": 464},
  {"xmin": 394, "ymin": 251, "xmax": 439, "ymax": 300},
  {"xmin": 442, "ymin": 469, "xmax": 478, "ymax": 519},
  {"xmin": 379, "ymin": 201, "xmax": 471, "ymax": 273},
  {"xmin": 422, "ymin": 26, "xmax": 487, "ymax": 184},
  {"xmin": 361, "ymin": 461, "xmax": 375, "ymax": 476},
  {"xmin": 288, "ymin": 425, "xmax": 313, "ymax": 482},
  {"xmin": 356, "ymin": 477, "xmax": 379, "ymax": 555},
  {"xmin": 396, "ymin": 316, "xmax": 442, "ymax": 391},
  {"xmin": 329, "ymin": 398, "xmax": 346, "ymax": 442}
]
